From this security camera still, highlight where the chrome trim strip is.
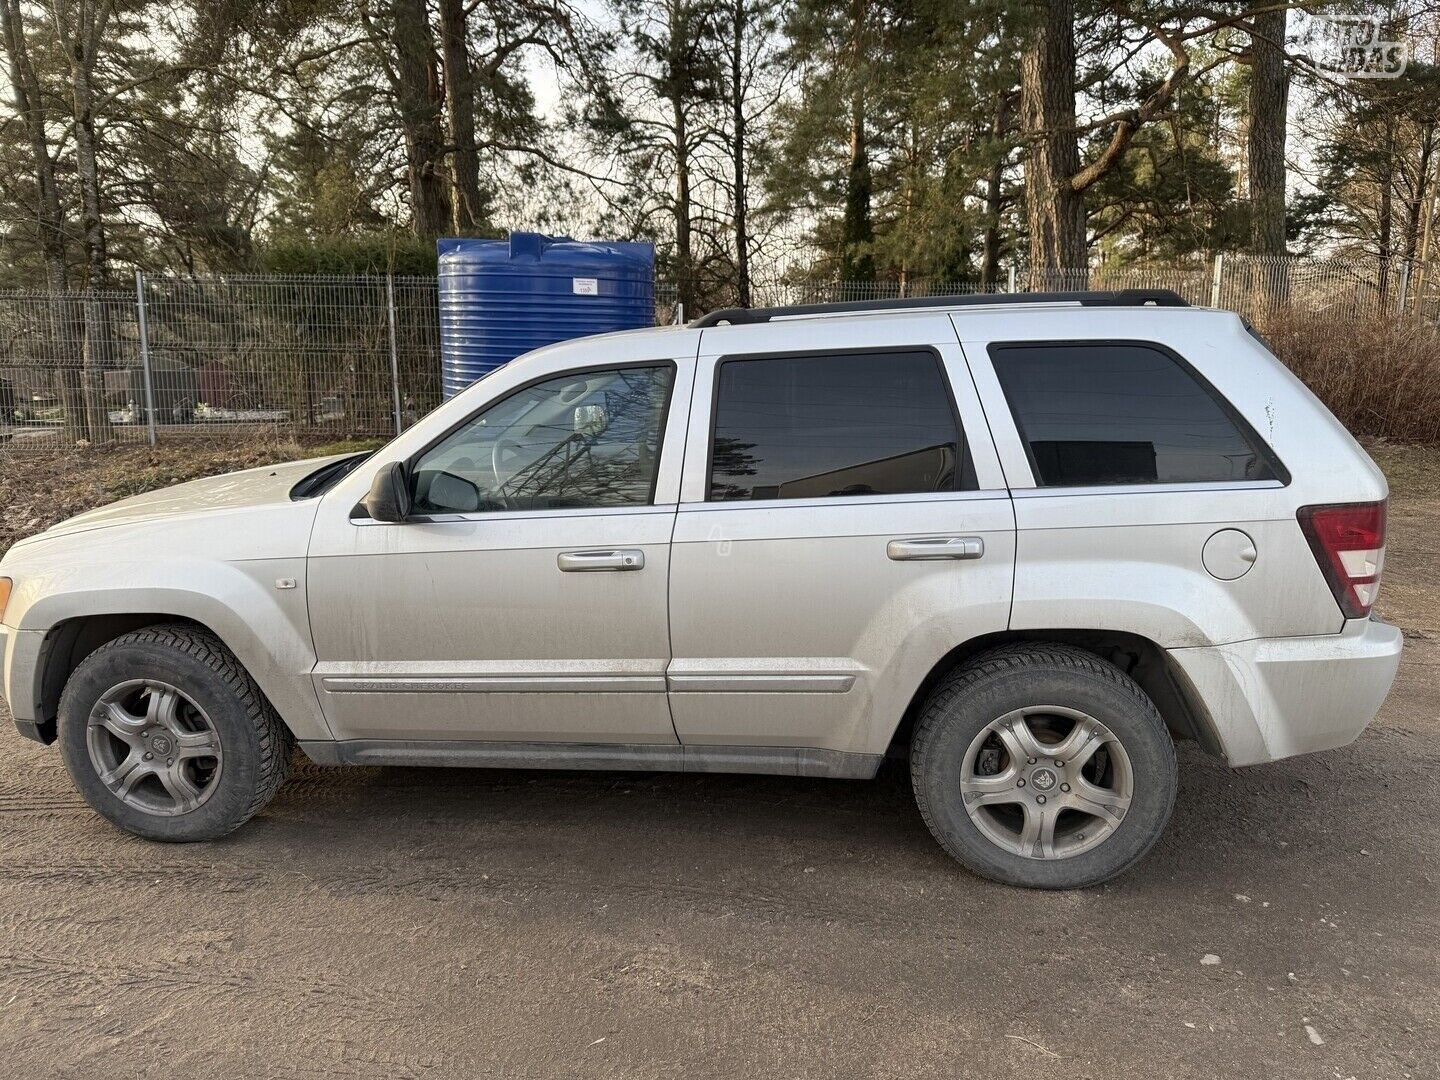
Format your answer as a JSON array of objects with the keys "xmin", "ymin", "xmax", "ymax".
[
  {"xmin": 1010, "ymin": 480, "xmax": 1284, "ymax": 499},
  {"xmin": 677, "ymin": 489, "xmax": 1009, "ymax": 513},
  {"xmin": 352, "ymin": 503, "xmax": 679, "ymax": 526},
  {"xmin": 667, "ymin": 673, "xmax": 856, "ymax": 694},
  {"xmin": 320, "ymin": 675, "xmax": 667, "ymax": 694}
]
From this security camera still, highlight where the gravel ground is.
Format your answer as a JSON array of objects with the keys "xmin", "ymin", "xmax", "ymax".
[{"xmin": 0, "ymin": 444, "xmax": 1436, "ymax": 1079}]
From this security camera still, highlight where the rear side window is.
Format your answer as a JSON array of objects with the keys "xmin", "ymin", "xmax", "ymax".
[
  {"xmin": 709, "ymin": 350, "xmax": 972, "ymax": 501},
  {"xmin": 989, "ymin": 342, "xmax": 1279, "ymax": 487}
]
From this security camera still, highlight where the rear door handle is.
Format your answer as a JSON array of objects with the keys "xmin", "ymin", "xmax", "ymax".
[
  {"xmin": 886, "ymin": 536, "xmax": 985, "ymax": 561},
  {"xmin": 557, "ymin": 549, "xmax": 645, "ymax": 572}
]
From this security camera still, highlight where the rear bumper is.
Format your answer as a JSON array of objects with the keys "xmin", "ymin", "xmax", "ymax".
[
  {"xmin": 1167, "ymin": 618, "xmax": 1403, "ymax": 767},
  {"xmin": 0, "ymin": 623, "xmax": 50, "ymax": 742}
]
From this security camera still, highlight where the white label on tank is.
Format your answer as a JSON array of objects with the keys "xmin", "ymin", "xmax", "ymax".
[{"xmin": 572, "ymin": 277, "xmax": 599, "ymax": 295}]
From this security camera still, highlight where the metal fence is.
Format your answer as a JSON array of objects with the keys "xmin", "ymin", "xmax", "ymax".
[
  {"xmin": 1, "ymin": 254, "xmax": 1432, "ymax": 453},
  {"xmin": 0, "ymin": 274, "xmax": 440, "ymax": 452}
]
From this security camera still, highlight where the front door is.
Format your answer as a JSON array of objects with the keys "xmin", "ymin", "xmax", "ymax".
[
  {"xmin": 666, "ymin": 315, "xmax": 1016, "ymax": 762},
  {"xmin": 306, "ymin": 357, "xmax": 692, "ymax": 746}
]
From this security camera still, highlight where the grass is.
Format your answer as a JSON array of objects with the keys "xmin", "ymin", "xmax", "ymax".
[
  {"xmin": 1266, "ymin": 312, "xmax": 1440, "ymax": 444},
  {"xmin": 306, "ymin": 438, "xmax": 387, "ymax": 457},
  {"xmin": 1364, "ymin": 441, "xmax": 1440, "ymax": 502}
]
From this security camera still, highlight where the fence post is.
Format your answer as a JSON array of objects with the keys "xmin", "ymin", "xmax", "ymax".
[
  {"xmin": 1007, "ymin": 266, "xmax": 1016, "ymax": 294},
  {"xmin": 134, "ymin": 270, "xmax": 158, "ymax": 447},
  {"xmin": 1396, "ymin": 259, "xmax": 1411, "ymax": 315},
  {"xmin": 1209, "ymin": 253, "xmax": 1224, "ymax": 308},
  {"xmin": 385, "ymin": 275, "xmax": 403, "ymax": 437}
]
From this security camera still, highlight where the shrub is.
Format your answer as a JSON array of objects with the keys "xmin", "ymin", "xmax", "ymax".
[
  {"xmin": 1262, "ymin": 311, "xmax": 1440, "ymax": 444},
  {"xmin": 257, "ymin": 233, "xmax": 441, "ymax": 276}
]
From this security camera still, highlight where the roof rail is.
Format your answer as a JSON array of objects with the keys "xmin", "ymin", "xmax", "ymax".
[{"xmin": 690, "ymin": 288, "xmax": 1190, "ymax": 328}]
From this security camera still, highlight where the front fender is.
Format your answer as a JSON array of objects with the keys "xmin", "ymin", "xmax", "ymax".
[{"xmin": 6, "ymin": 556, "xmax": 332, "ymax": 743}]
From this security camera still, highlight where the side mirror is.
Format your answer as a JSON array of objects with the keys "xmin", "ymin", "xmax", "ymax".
[{"xmin": 363, "ymin": 461, "xmax": 412, "ymax": 522}]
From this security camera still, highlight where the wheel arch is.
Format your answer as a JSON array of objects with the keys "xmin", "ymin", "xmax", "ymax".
[
  {"xmin": 27, "ymin": 595, "xmax": 329, "ymax": 745},
  {"xmin": 31, "ymin": 613, "xmax": 205, "ymax": 743},
  {"xmin": 885, "ymin": 629, "xmax": 1226, "ymax": 762}
]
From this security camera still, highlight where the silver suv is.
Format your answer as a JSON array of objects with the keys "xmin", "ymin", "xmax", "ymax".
[{"xmin": 0, "ymin": 291, "xmax": 1402, "ymax": 888}]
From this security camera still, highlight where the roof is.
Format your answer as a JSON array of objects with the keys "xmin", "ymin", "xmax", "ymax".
[{"xmin": 690, "ymin": 289, "xmax": 1190, "ymax": 328}]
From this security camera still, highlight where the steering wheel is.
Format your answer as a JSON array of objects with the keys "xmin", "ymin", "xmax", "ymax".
[{"xmin": 491, "ymin": 434, "xmax": 527, "ymax": 487}]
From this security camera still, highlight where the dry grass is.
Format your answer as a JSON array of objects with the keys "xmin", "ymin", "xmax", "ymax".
[
  {"xmin": 0, "ymin": 438, "xmax": 379, "ymax": 558},
  {"xmin": 1264, "ymin": 312, "xmax": 1440, "ymax": 444}
]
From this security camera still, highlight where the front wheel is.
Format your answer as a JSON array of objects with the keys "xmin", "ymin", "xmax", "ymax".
[
  {"xmin": 911, "ymin": 644, "xmax": 1177, "ymax": 889},
  {"xmin": 58, "ymin": 624, "xmax": 292, "ymax": 842}
]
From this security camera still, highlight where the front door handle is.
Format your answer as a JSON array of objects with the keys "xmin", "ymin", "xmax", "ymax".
[
  {"xmin": 557, "ymin": 549, "xmax": 646, "ymax": 572},
  {"xmin": 886, "ymin": 536, "xmax": 985, "ymax": 561}
]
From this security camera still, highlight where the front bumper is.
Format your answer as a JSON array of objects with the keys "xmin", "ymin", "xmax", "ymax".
[
  {"xmin": 1167, "ymin": 618, "xmax": 1404, "ymax": 767},
  {"xmin": 1, "ymin": 623, "xmax": 51, "ymax": 743}
]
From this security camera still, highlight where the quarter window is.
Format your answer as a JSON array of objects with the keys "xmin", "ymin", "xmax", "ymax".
[
  {"xmin": 990, "ymin": 342, "xmax": 1279, "ymax": 487},
  {"xmin": 709, "ymin": 350, "xmax": 970, "ymax": 501},
  {"xmin": 411, "ymin": 365, "xmax": 673, "ymax": 513}
]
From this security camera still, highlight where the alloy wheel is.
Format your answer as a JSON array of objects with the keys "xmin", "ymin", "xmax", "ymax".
[
  {"xmin": 85, "ymin": 679, "xmax": 223, "ymax": 817},
  {"xmin": 959, "ymin": 706, "xmax": 1133, "ymax": 860}
]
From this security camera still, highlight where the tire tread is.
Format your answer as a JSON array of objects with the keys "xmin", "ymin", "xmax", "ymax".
[
  {"xmin": 61, "ymin": 623, "xmax": 292, "ymax": 839},
  {"xmin": 911, "ymin": 643, "xmax": 1177, "ymax": 888}
]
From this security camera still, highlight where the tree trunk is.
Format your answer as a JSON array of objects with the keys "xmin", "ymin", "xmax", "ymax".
[
  {"xmin": 69, "ymin": 52, "xmax": 107, "ymax": 286},
  {"xmin": 839, "ymin": 93, "xmax": 875, "ymax": 282},
  {"xmin": 729, "ymin": 0, "xmax": 751, "ymax": 307},
  {"xmin": 392, "ymin": 0, "xmax": 450, "ymax": 237},
  {"xmin": 1, "ymin": 0, "xmax": 66, "ymax": 288},
  {"xmin": 840, "ymin": 0, "xmax": 874, "ymax": 282},
  {"xmin": 979, "ymin": 92, "xmax": 1009, "ymax": 289},
  {"xmin": 1248, "ymin": 7, "xmax": 1289, "ymax": 312},
  {"xmin": 667, "ymin": 0, "xmax": 697, "ymax": 315},
  {"xmin": 1403, "ymin": 122, "xmax": 1432, "ymax": 262},
  {"xmin": 51, "ymin": 0, "xmax": 114, "ymax": 442},
  {"xmin": 80, "ymin": 297, "xmax": 114, "ymax": 442},
  {"xmin": 439, "ymin": 0, "xmax": 483, "ymax": 232},
  {"xmin": 1020, "ymin": 0, "xmax": 1086, "ymax": 288},
  {"xmin": 0, "ymin": 0, "xmax": 86, "ymax": 441},
  {"xmin": 71, "ymin": 62, "xmax": 115, "ymax": 442},
  {"xmin": 673, "ymin": 84, "xmax": 696, "ymax": 313},
  {"xmin": 1378, "ymin": 116, "xmax": 1395, "ymax": 302},
  {"xmin": 1247, "ymin": 8, "xmax": 1288, "ymax": 255},
  {"xmin": 1413, "ymin": 179, "xmax": 1437, "ymax": 317}
]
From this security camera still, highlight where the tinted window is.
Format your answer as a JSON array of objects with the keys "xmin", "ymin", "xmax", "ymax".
[
  {"xmin": 412, "ymin": 365, "xmax": 672, "ymax": 513},
  {"xmin": 709, "ymin": 351, "xmax": 969, "ymax": 501},
  {"xmin": 990, "ymin": 343, "xmax": 1277, "ymax": 487}
]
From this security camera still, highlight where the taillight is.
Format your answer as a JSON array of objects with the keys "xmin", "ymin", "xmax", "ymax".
[{"xmin": 1297, "ymin": 501, "xmax": 1387, "ymax": 619}]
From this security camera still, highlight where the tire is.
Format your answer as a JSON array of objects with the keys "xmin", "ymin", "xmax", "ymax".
[
  {"xmin": 911, "ymin": 644, "xmax": 1177, "ymax": 889},
  {"xmin": 58, "ymin": 624, "xmax": 293, "ymax": 842}
]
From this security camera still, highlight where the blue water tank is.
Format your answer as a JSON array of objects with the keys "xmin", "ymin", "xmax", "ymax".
[{"xmin": 437, "ymin": 232, "xmax": 655, "ymax": 398}]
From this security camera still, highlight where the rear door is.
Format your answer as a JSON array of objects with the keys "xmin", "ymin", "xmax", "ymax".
[{"xmin": 665, "ymin": 313, "xmax": 1015, "ymax": 764}]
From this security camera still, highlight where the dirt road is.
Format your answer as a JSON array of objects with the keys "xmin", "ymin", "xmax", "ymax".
[{"xmin": 1, "ymin": 444, "xmax": 1436, "ymax": 1078}]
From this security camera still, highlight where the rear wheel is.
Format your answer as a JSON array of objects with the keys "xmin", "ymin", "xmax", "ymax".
[
  {"xmin": 58, "ymin": 624, "xmax": 292, "ymax": 842},
  {"xmin": 911, "ymin": 644, "xmax": 1177, "ymax": 889}
]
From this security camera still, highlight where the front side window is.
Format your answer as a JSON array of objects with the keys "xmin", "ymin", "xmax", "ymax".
[
  {"xmin": 990, "ymin": 342, "xmax": 1279, "ymax": 487},
  {"xmin": 411, "ymin": 365, "xmax": 673, "ymax": 513},
  {"xmin": 709, "ymin": 350, "xmax": 970, "ymax": 501}
]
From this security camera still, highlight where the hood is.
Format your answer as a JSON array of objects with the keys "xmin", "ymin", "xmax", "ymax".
[{"xmin": 35, "ymin": 455, "xmax": 351, "ymax": 541}]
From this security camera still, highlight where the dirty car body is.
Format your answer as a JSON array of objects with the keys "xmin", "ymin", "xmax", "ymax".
[{"xmin": 0, "ymin": 292, "xmax": 1402, "ymax": 887}]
